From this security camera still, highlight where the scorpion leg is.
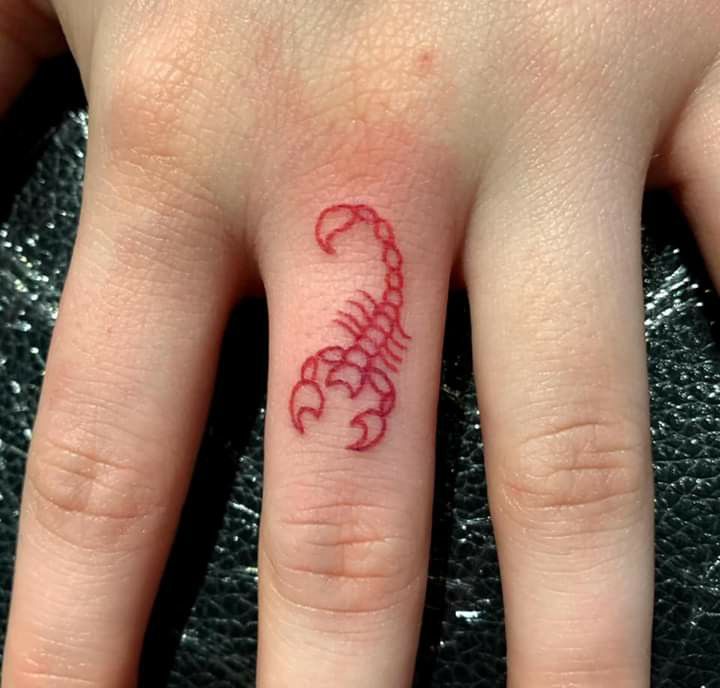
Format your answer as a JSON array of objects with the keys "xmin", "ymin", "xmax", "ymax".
[
  {"xmin": 336, "ymin": 309, "xmax": 365, "ymax": 333},
  {"xmin": 395, "ymin": 320, "xmax": 412, "ymax": 340},
  {"xmin": 357, "ymin": 288, "xmax": 379, "ymax": 310},
  {"xmin": 381, "ymin": 343, "xmax": 403, "ymax": 363},
  {"xmin": 377, "ymin": 350, "xmax": 400, "ymax": 373},
  {"xmin": 333, "ymin": 318, "xmax": 360, "ymax": 338},
  {"xmin": 346, "ymin": 299, "xmax": 372, "ymax": 324},
  {"xmin": 387, "ymin": 333, "xmax": 408, "ymax": 351}
]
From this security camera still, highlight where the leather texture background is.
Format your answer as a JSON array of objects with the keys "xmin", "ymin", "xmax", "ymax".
[{"xmin": 0, "ymin": 58, "xmax": 719, "ymax": 687}]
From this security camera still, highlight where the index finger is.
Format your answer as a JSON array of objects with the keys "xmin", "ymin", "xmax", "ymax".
[{"xmin": 2, "ymin": 103, "xmax": 240, "ymax": 685}]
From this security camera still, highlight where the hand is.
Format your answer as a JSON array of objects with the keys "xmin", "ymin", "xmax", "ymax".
[{"xmin": 2, "ymin": 1, "xmax": 719, "ymax": 685}]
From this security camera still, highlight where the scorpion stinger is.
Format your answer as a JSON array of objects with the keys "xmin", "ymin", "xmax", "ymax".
[{"xmin": 288, "ymin": 203, "xmax": 411, "ymax": 451}]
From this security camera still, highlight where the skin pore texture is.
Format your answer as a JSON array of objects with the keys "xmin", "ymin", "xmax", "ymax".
[{"xmin": 2, "ymin": 1, "xmax": 720, "ymax": 687}]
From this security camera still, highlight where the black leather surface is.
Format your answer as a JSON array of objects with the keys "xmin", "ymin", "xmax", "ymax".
[{"xmin": 1, "ymin": 59, "xmax": 719, "ymax": 687}]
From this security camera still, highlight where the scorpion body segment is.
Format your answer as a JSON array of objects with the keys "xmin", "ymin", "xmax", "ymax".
[{"xmin": 289, "ymin": 204, "xmax": 411, "ymax": 451}]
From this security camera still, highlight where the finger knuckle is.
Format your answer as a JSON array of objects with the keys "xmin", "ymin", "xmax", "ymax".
[
  {"xmin": 263, "ymin": 465, "xmax": 423, "ymax": 616},
  {"xmin": 498, "ymin": 3, "xmax": 632, "ymax": 120},
  {"xmin": 100, "ymin": 7, "xmax": 213, "ymax": 175},
  {"xmin": 257, "ymin": 20, "xmax": 460, "ymax": 183},
  {"xmin": 530, "ymin": 666, "xmax": 644, "ymax": 687},
  {"xmin": 498, "ymin": 410, "xmax": 651, "ymax": 533},
  {"xmin": 104, "ymin": 54, "xmax": 190, "ymax": 170},
  {"xmin": 27, "ymin": 396, "xmax": 171, "ymax": 552},
  {"xmin": 97, "ymin": 44, "xmax": 229, "ymax": 253},
  {"xmin": 3, "ymin": 654, "xmax": 96, "ymax": 688}
]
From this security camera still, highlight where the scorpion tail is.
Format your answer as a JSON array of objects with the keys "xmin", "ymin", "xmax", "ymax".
[
  {"xmin": 315, "ymin": 204, "xmax": 358, "ymax": 254},
  {"xmin": 315, "ymin": 204, "xmax": 385, "ymax": 255}
]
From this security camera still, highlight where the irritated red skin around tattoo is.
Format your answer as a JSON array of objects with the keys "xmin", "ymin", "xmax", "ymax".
[{"xmin": 288, "ymin": 204, "xmax": 411, "ymax": 451}]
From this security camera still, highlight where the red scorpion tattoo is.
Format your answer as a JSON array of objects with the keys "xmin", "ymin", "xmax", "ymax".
[{"xmin": 289, "ymin": 203, "xmax": 411, "ymax": 451}]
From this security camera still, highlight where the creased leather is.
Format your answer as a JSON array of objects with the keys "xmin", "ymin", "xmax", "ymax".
[{"xmin": 1, "ymin": 59, "xmax": 719, "ymax": 687}]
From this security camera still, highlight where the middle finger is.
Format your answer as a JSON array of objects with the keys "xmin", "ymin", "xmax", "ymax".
[{"xmin": 255, "ymin": 154, "xmax": 463, "ymax": 687}]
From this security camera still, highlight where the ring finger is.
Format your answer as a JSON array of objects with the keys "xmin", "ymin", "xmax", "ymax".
[{"xmin": 465, "ymin": 132, "xmax": 655, "ymax": 686}]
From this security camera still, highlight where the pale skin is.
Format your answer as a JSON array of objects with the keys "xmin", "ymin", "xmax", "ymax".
[{"xmin": 2, "ymin": 0, "xmax": 720, "ymax": 686}]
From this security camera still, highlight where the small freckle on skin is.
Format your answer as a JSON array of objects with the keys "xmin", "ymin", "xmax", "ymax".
[{"xmin": 416, "ymin": 49, "xmax": 435, "ymax": 77}]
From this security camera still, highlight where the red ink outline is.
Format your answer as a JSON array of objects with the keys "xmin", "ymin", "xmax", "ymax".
[{"xmin": 289, "ymin": 204, "xmax": 411, "ymax": 451}]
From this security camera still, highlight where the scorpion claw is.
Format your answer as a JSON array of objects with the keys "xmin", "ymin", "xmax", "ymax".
[
  {"xmin": 347, "ymin": 410, "xmax": 386, "ymax": 451},
  {"xmin": 289, "ymin": 380, "xmax": 324, "ymax": 433}
]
